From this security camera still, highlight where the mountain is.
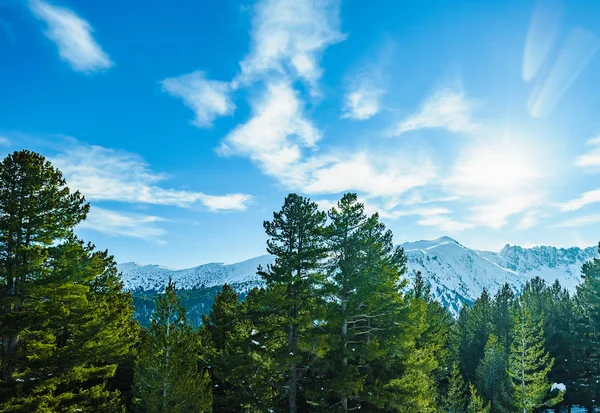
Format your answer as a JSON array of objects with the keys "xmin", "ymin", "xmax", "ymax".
[{"xmin": 119, "ymin": 237, "xmax": 598, "ymax": 322}]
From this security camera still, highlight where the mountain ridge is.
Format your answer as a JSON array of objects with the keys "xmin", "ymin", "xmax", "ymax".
[{"xmin": 119, "ymin": 237, "xmax": 599, "ymax": 316}]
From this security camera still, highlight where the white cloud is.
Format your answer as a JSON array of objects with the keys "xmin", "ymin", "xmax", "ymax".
[
  {"xmin": 219, "ymin": 81, "xmax": 321, "ymax": 177},
  {"xmin": 342, "ymin": 83, "xmax": 385, "ymax": 120},
  {"xmin": 554, "ymin": 214, "xmax": 600, "ymax": 228},
  {"xmin": 575, "ymin": 135, "xmax": 600, "ymax": 168},
  {"xmin": 297, "ymin": 151, "xmax": 436, "ymax": 197},
  {"xmin": 389, "ymin": 88, "xmax": 478, "ymax": 136},
  {"xmin": 469, "ymin": 194, "xmax": 543, "ymax": 229},
  {"xmin": 341, "ymin": 41, "xmax": 392, "ymax": 120},
  {"xmin": 559, "ymin": 189, "xmax": 600, "ymax": 212},
  {"xmin": 198, "ymin": 193, "xmax": 252, "ymax": 211},
  {"xmin": 0, "ymin": 136, "xmax": 10, "ymax": 146},
  {"xmin": 234, "ymin": 0, "xmax": 346, "ymax": 90},
  {"xmin": 29, "ymin": 0, "xmax": 112, "ymax": 73},
  {"xmin": 52, "ymin": 143, "xmax": 251, "ymax": 211},
  {"xmin": 79, "ymin": 207, "xmax": 167, "ymax": 242},
  {"xmin": 161, "ymin": 71, "xmax": 235, "ymax": 128}
]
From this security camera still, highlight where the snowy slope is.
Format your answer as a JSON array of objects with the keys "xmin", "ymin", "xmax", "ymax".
[{"xmin": 119, "ymin": 237, "xmax": 598, "ymax": 316}]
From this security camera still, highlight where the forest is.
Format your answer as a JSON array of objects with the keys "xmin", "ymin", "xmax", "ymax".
[{"xmin": 1, "ymin": 150, "xmax": 599, "ymax": 412}]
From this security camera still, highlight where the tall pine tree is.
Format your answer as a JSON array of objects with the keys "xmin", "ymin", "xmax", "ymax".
[
  {"xmin": 0, "ymin": 151, "xmax": 137, "ymax": 411},
  {"xmin": 133, "ymin": 280, "xmax": 211, "ymax": 412},
  {"xmin": 507, "ymin": 309, "xmax": 563, "ymax": 413},
  {"xmin": 258, "ymin": 194, "xmax": 327, "ymax": 412}
]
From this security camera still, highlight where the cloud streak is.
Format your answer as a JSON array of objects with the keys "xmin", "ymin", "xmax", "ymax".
[
  {"xmin": 52, "ymin": 143, "xmax": 251, "ymax": 211},
  {"xmin": 79, "ymin": 207, "xmax": 167, "ymax": 242},
  {"xmin": 162, "ymin": 71, "xmax": 235, "ymax": 128},
  {"xmin": 389, "ymin": 88, "xmax": 479, "ymax": 136},
  {"xmin": 29, "ymin": 0, "xmax": 112, "ymax": 73}
]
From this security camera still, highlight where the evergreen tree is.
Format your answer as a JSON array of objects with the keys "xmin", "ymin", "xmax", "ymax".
[
  {"xmin": 442, "ymin": 361, "xmax": 466, "ymax": 413},
  {"xmin": 476, "ymin": 335, "xmax": 511, "ymax": 412},
  {"xmin": 467, "ymin": 383, "xmax": 491, "ymax": 413},
  {"xmin": 463, "ymin": 290, "xmax": 493, "ymax": 382},
  {"xmin": 507, "ymin": 309, "xmax": 563, "ymax": 413},
  {"xmin": 0, "ymin": 151, "xmax": 136, "ymax": 411},
  {"xmin": 133, "ymin": 280, "xmax": 211, "ymax": 413},
  {"xmin": 573, "ymin": 245, "xmax": 600, "ymax": 409},
  {"xmin": 314, "ymin": 194, "xmax": 441, "ymax": 412},
  {"xmin": 200, "ymin": 285, "xmax": 279, "ymax": 411},
  {"xmin": 492, "ymin": 283, "xmax": 515, "ymax": 353},
  {"xmin": 258, "ymin": 194, "xmax": 327, "ymax": 412}
]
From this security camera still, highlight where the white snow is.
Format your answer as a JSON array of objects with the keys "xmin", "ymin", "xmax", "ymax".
[{"xmin": 118, "ymin": 237, "xmax": 598, "ymax": 317}]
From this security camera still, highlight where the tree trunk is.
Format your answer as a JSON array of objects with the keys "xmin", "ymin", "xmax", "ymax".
[{"xmin": 288, "ymin": 323, "xmax": 297, "ymax": 413}]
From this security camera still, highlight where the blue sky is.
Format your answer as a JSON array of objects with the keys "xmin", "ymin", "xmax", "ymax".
[{"xmin": 1, "ymin": 0, "xmax": 600, "ymax": 268}]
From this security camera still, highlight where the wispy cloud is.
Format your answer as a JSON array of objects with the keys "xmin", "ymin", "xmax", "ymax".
[
  {"xmin": 234, "ymin": 0, "xmax": 346, "ymax": 92},
  {"xmin": 559, "ymin": 188, "xmax": 600, "ymax": 212},
  {"xmin": 0, "ymin": 136, "xmax": 10, "ymax": 146},
  {"xmin": 389, "ymin": 88, "xmax": 479, "ymax": 136},
  {"xmin": 297, "ymin": 151, "xmax": 436, "ymax": 198},
  {"xmin": 575, "ymin": 135, "xmax": 600, "ymax": 168},
  {"xmin": 52, "ymin": 143, "xmax": 251, "ymax": 211},
  {"xmin": 29, "ymin": 0, "xmax": 112, "ymax": 73},
  {"xmin": 78, "ymin": 207, "xmax": 167, "ymax": 243},
  {"xmin": 161, "ymin": 71, "xmax": 235, "ymax": 128},
  {"xmin": 218, "ymin": 81, "xmax": 321, "ymax": 177},
  {"xmin": 341, "ymin": 86, "xmax": 385, "ymax": 121},
  {"xmin": 554, "ymin": 214, "xmax": 600, "ymax": 228}
]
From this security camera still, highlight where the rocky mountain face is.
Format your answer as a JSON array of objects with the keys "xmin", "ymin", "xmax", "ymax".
[{"xmin": 119, "ymin": 237, "xmax": 598, "ymax": 322}]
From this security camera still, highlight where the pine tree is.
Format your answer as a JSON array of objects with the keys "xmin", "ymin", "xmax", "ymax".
[
  {"xmin": 463, "ymin": 290, "xmax": 493, "ymax": 382},
  {"xmin": 573, "ymin": 244, "xmax": 600, "ymax": 409},
  {"xmin": 443, "ymin": 361, "xmax": 466, "ymax": 413},
  {"xmin": 257, "ymin": 194, "xmax": 327, "ymax": 412},
  {"xmin": 467, "ymin": 383, "xmax": 491, "ymax": 413},
  {"xmin": 410, "ymin": 270, "xmax": 453, "ymax": 403},
  {"xmin": 476, "ymin": 334, "xmax": 511, "ymax": 412},
  {"xmin": 0, "ymin": 150, "xmax": 88, "ymax": 387},
  {"xmin": 133, "ymin": 280, "xmax": 211, "ymax": 413},
  {"xmin": 492, "ymin": 283, "xmax": 515, "ymax": 353},
  {"xmin": 200, "ymin": 284, "xmax": 279, "ymax": 412},
  {"xmin": 0, "ymin": 151, "xmax": 137, "ymax": 411},
  {"xmin": 507, "ymin": 309, "xmax": 563, "ymax": 413}
]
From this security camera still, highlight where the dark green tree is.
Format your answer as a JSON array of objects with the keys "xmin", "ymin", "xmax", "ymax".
[
  {"xmin": 573, "ymin": 245, "xmax": 600, "ymax": 409},
  {"xmin": 463, "ymin": 290, "xmax": 493, "ymax": 382},
  {"xmin": 133, "ymin": 280, "xmax": 211, "ymax": 412},
  {"xmin": 442, "ymin": 361, "xmax": 466, "ymax": 413},
  {"xmin": 492, "ymin": 283, "xmax": 515, "ymax": 353},
  {"xmin": 258, "ymin": 194, "xmax": 328, "ymax": 412},
  {"xmin": 507, "ymin": 309, "xmax": 563, "ymax": 413},
  {"xmin": 200, "ymin": 285, "xmax": 279, "ymax": 412},
  {"xmin": 476, "ymin": 334, "xmax": 511, "ymax": 412},
  {"xmin": 0, "ymin": 151, "xmax": 137, "ymax": 411}
]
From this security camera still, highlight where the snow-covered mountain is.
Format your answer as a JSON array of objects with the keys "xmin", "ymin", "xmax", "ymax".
[{"xmin": 119, "ymin": 237, "xmax": 598, "ymax": 316}]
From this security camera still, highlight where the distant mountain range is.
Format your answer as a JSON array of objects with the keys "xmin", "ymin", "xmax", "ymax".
[{"xmin": 119, "ymin": 237, "xmax": 598, "ymax": 320}]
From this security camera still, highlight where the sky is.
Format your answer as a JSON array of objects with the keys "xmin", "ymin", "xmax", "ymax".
[{"xmin": 1, "ymin": 0, "xmax": 600, "ymax": 268}]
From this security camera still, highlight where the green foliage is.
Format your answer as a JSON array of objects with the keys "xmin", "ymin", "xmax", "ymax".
[
  {"xmin": 507, "ymin": 309, "xmax": 563, "ymax": 412},
  {"xmin": 257, "ymin": 193, "xmax": 328, "ymax": 412},
  {"xmin": 0, "ymin": 151, "xmax": 136, "ymax": 412},
  {"xmin": 442, "ymin": 361, "xmax": 466, "ymax": 413},
  {"xmin": 475, "ymin": 334, "xmax": 511, "ymax": 412},
  {"xmin": 467, "ymin": 383, "xmax": 491, "ymax": 413},
  {"xmin": 133, "ymin": 280, "xmax": 211, "ymax": 412}
]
